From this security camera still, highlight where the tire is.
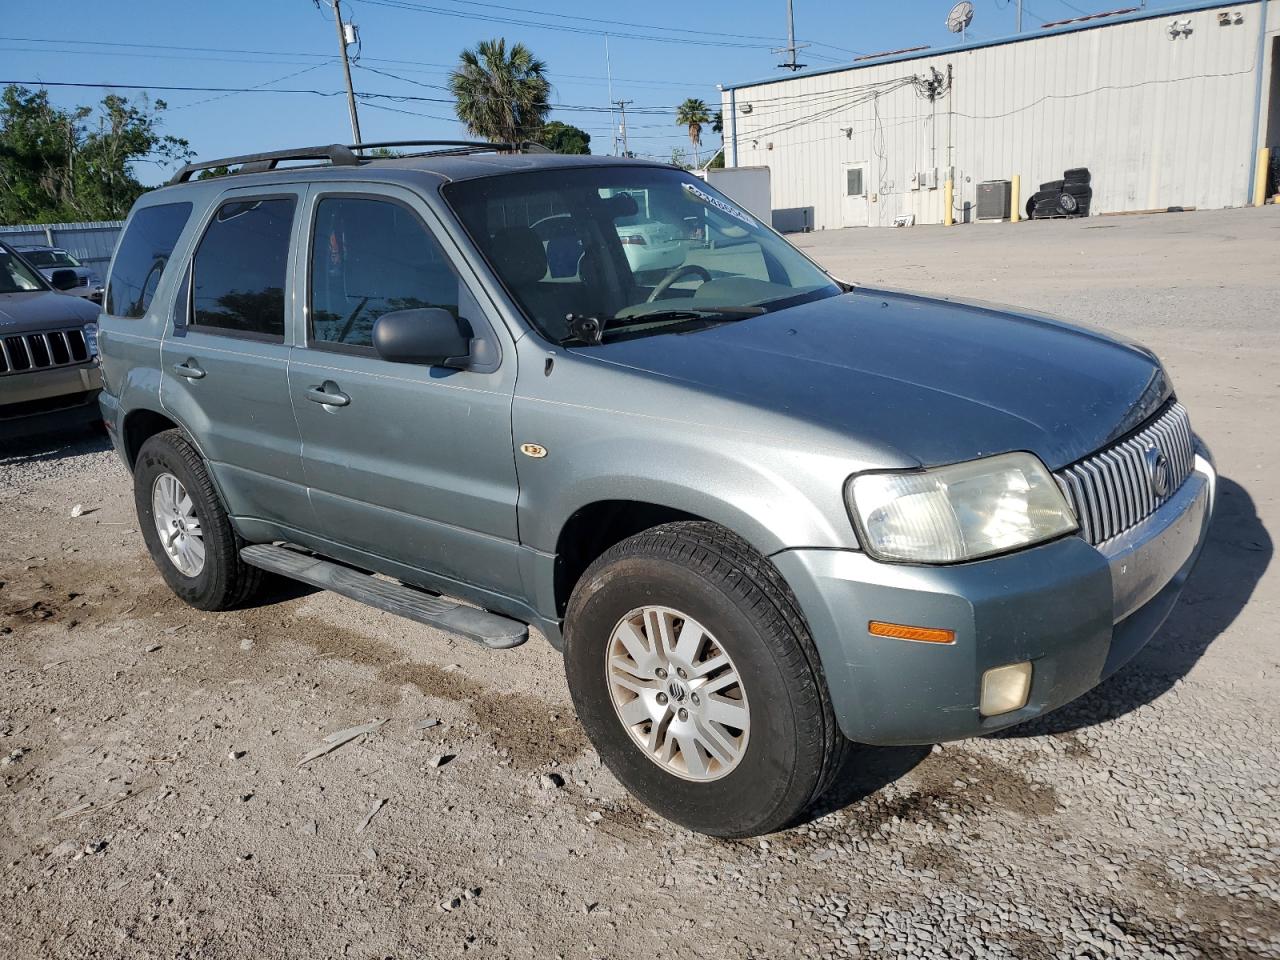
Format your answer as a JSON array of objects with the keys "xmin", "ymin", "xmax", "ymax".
[
  {"xmin": 133, "ymin": 429, "xmax": 262, "ymax": 611},
  {"xmin": 1063, "ymin": 167, "xmax": 1091, "ymax": 184},
  {"xmin": 1039, "ymin": 179, "xmax": 1064, "ymax": 192},
  {"xmin": 1057, "ymin": 191, "xmax": 1080, "ymax": 215},
  {"xmin": 1026, "ymin": 198, "xmax": 1038, "ymax": 220},
  {"xmin": 1062, "ymin": 182, "xmax": 1093, "ymax": 198},
  {"xmin": 563, "ymin": 521, "xmax": 846, "ymax": 837}
]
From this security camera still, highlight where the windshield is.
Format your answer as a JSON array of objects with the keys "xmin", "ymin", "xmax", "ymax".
[
  {"xmin": 23, "ymin": 249, "xmax": 80, "ymax": 268},
  {"xmin": 444, "ymin": 166, "xmax": 840, "ymax": 344},
  {"xmin": 0, "ymin": 247, "xmax": 46, "ymax": 294}
]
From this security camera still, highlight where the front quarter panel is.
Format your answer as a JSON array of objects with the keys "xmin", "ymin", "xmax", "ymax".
[{"xmin": 512, "ymin": 340, "xmax": 907, "ymax": 562}]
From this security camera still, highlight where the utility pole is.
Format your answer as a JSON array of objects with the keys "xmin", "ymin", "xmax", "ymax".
[
  {"xmin": 614, "ymin": 100, "xmax": 632, "ymax": 157},
  {"xmin": 329, "ymin": 0, "xmax": 363, "ymax": 145},
  {"xmin": 772, "ymin": 0, "xmax": 809, "ymax": 72},
  {"xmin": 1016, "ymin": 0, "xmax": 1023, "ymax": 33}
]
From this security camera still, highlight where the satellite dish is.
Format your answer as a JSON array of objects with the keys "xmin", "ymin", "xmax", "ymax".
[{"xmin": 946, "ymin": 0, "xmax": 975, "ymax": 38}]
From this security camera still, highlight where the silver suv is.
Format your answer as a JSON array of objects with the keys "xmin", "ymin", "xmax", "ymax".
[
  {"xmin": 97, "ymin": 142, "xmax": 1216, "ymax": 837},
  {"xmin": 12, "ymin": 245, "xmax": 105, "ymax": 303}
]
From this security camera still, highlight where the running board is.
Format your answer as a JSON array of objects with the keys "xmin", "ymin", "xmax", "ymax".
[{"xmin": 239, "ymin": 544, "xmax": 528, "ymax": 649}]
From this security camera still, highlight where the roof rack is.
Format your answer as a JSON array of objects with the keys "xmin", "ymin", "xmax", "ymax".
[
  {"xmin": 169, "ymin": 144, "xmax": 360, "ymax": 185},
  {"xmin": 352, "ymin": 139, "xmax": 553, "ymax": 156},
  {"xmin": 168, "ymin": 139, "xmax": 552, "ymax": 185}
]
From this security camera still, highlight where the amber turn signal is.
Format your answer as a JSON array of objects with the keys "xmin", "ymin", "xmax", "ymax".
[{"xmin": 867, "ymin": 620, "xmax": 956, "ymax": 644}]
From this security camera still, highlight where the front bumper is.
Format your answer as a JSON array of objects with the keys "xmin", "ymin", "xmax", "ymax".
[{"xmin": 774, "ymin": 447, "xmax": 1216, "ymax": 746}]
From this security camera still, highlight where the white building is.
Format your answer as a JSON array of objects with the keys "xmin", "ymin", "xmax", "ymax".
[{"xmin": 719, "ymin": 0, "xmax": 1280, "ymax": 228}]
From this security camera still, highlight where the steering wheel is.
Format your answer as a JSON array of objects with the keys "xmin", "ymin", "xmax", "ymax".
[{"xmin": 646, "ymin": 264, "xmax": 712, "ymax": 303}]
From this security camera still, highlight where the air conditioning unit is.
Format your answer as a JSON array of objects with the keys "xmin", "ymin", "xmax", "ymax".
[{"xmin": 977, "ymin": 180, "xmax": 1012, "ymax": 221}]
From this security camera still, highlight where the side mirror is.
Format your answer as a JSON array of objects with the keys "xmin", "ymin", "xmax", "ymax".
[
  {"xmin": 50, "ymin": 269, "xmax": 80, "ymax": 291},
  {"xmin": 372, "ymin": 308, "xmax": 472, "ymax": 368}
]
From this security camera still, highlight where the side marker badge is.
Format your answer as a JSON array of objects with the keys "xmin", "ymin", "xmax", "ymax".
[{"xmin": 520, "ymin": 443, "xmax": 548, "ymax": 459}]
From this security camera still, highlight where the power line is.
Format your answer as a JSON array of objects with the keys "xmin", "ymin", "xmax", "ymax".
[
  {"xmin": 0, "ymin": 36, "xmax": 720, "ymax": 91},
  {"xmin": 0, "ymin": 78, "xmax": 676, "ymax": 115},
  {"xmin": 363, "ymin": 0, "xmax": 863, "ymax": 55},
  {"xmin": 356, "ymin": 0, "xmax": 804, "ymax": 51},
  {"xmin": 168, "ymin": 62, "xmax": 335, "ymax": 111}
]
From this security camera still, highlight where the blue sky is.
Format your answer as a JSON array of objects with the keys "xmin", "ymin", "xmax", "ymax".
[{"xmin": 3, "ymin": 0, "xmax": 1181, "ymax": 181}]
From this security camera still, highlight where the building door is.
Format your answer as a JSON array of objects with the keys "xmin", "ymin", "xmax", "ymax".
[{"xmin": 842, "ymin": 162, "xmax": 869, "ymax": 228}]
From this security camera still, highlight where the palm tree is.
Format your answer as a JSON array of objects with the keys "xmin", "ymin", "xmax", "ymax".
[
  {"xmin": 675, "ymin": 98, "xmax": 712, "ymax": 166},
  {"xmin": 449, "ymin": 39, "xmax": 551, "ymax": 144}
]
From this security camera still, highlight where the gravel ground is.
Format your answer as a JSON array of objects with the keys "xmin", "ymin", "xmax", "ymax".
[{"xmin": 2, "ymin": 207, "xmax": 1277, "ymax": 959}]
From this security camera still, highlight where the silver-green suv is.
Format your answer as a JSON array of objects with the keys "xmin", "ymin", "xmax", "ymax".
[{"xmin": 98, "ymin": 142, "xmax": 1215, "ymax": 837}]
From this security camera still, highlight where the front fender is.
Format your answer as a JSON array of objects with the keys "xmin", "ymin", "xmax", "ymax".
[{"xmin": 515, "ymin": 426, "xmax": 856, "ymax": 558}]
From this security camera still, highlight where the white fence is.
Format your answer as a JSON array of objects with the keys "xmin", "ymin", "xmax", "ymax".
[{"xmin": 0, "ymin": 221, "xmax": 124, "ymax": 272}]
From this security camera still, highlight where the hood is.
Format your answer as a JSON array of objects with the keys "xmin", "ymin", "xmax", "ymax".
[
  {"xmin": 0, "ymin": 289, "xmax": 101, "ymax": 334},
  {"xmin": 577, "ymin": 289, "xmax": 1169, "ymax": 470}
]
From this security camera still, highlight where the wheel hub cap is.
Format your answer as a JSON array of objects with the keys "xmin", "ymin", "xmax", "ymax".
[
  {"xmin": 151, "ymin": 472, "xmax": 205, "ymax": 578},
  {"xmin": 605, "ymin": 605, "xmax": 750, "ymax": 782}
]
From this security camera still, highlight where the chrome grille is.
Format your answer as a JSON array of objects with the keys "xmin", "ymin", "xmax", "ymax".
[
  {"xmin": 0, "ymin": 328, "xmax": 90, "ymax": 377},
  {"xmin": 1055, "ymin": 402, "xmax": 1195, "ymax": 545}
]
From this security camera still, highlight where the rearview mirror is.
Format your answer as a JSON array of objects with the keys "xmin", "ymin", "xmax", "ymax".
[
  {"xmin": 50, "ymin": 269, "xmax": 79, "ymax": 291},
  {"xmin": 372, "ymin": 308, "xmax": 472, "ymax": 368}
]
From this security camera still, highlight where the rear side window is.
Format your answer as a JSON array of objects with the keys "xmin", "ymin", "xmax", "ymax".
[
  {"xmin": 191, "ymin": 198, "xmax": 295, "ymax": 340},
  {"xmin": 106, "ymin": 202, "xmax": 192, "ymax": 318},
  {"xmin": 309, "ymin": 197, "xmax": 461, "ymax": 350}
]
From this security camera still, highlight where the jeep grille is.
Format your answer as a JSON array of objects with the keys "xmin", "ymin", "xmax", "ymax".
[{"xmin": 0, "ymin": 328, "xmax": 91, "ymax": 377}]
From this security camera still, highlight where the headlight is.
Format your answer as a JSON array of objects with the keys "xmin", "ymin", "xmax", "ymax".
[
  {"xmin": 846, "ymin": 452, "xmax": 1077, "ymax": 563},
  {"xmin": 83, "ymin": 321, "xmax": 99, "ymax": 357}
]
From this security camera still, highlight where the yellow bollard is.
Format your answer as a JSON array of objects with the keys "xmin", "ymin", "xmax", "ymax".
[
  {"xmin": 944, "ymin": 179, "xmax": 954, "ymax": 226},
  {"xmin": 1255, "ymin": 148, "xmax": 1271, "ymax": 207},
  {"xmin": 1011, "ymin": 175, "xmax": 1021, "ymax": 223}
]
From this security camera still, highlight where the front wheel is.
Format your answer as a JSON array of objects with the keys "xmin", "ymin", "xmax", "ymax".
[{"xmin": 563, "ymin": 522, "xmax": 846, "ymax": 837}]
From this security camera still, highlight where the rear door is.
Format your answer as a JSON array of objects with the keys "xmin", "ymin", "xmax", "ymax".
[
  {"xmin": 287, "ymin": 184, "xmax": 523, "ymax": 598},
  {"xmin": 160, "ymin": 187, "xmax": 310, "ymax": 527}
]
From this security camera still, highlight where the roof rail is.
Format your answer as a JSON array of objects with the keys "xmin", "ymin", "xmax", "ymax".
[
  {"xmin": 168, "ymin": 144, "xmax": 361, "ymax": 185},
  {"xmin": 167, "ymin": 139, "xmax": 555, "ymax": 186},
  {"xmin": 351, "ymin": 139, "xmax": 552, "ymax": 155}
]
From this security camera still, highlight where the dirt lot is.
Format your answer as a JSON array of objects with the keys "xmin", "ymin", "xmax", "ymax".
[{"xmin": 2, "ymin": 207, "xmax": 1278, "ymax": 959}]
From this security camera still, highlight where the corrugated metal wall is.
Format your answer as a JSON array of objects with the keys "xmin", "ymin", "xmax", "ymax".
[
  {"xmin": 0, "ymin": 221, "xmax": 124, "ymax": 271},
  {"xmin": 723, "ymin": 3, "xmax": 1267, "ymax": 228}
]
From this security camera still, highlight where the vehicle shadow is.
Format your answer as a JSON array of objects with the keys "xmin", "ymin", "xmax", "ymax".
[
  {"xmin": 796, "ymin": 743, "xmax": 933, "ymax": 826},
  {"xmin": 0, "ymin": 426, "xmax": 111, "ymax": 465},
  {"xmin": 995, "ymin": 475, "xmax": 1270, "ymax": 738}
]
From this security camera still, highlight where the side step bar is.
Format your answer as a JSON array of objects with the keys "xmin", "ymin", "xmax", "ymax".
[{"xmin": 240, "ymin": 544, "xmax": 528, "ymax": 649}]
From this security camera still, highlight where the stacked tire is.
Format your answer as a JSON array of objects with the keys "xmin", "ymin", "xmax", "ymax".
[{"xmin": 1026, "ymin": 167, "xmax": 1092, "ymax": 219}]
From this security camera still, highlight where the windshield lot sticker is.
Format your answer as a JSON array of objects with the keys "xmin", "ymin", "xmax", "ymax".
[{"xmin": 682, "ymin": 182, "xmax": 757, "ymax": 228}]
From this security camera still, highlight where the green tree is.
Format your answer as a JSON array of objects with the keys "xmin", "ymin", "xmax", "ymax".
[
  {"xmin": 675, "ymin": 98, "xmax": 712, "ymax": 167},
  {"xmin": 0, "ymin": 84, "xmax": 190, "ymax": 223},
  {"xmin": 449, "ymin": 39, "xmax": 551, "ymax": 144},
  {"xmin": 537, "ymin": 120, "xmax": 590, "ymax": 155}
]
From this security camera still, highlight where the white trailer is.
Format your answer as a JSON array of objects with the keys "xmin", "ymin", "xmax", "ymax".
[{"xmin": 704, "ymin": 166, "xmax": 772, "ymax": 224}]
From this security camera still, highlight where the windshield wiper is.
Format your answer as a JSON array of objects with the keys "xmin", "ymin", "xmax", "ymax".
[{"xmin": 564, "ymin": 306, "xmax": 765, "ymax": 346}]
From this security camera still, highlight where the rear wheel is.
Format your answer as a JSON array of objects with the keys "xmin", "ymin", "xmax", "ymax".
[
  {"xmin": 563, "ymin": 521, "xmax": 845, "ymax": 837},
  {"xmin": 133, "ymin": 429, "xmax": 261, "ymax": 610}
]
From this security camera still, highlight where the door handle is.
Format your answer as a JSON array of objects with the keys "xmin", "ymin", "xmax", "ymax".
[
  {"xmin": 173, "ymin": 359, "xmax": 205, "ymax": 379},
  {"xmin": 306, "ymin": 382, "xmax": 350, "ymax": 407}
]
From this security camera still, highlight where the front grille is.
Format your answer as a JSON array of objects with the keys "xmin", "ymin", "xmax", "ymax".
[
  {"xmin": 0, "ymin": 328, "xmax": 90, "ymax": 377},
  {"xmin": 1055, "ymin": 402, "xmax": 1195, "ymax": 545},
  {"xmin": 77, "ymin": 275, "xmax": 89, "ymax": 287}
]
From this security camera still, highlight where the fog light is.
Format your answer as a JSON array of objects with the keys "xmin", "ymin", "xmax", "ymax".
[{"xmin": 980, "ymin": 662, "xmax": 1032, "ymax": 717}]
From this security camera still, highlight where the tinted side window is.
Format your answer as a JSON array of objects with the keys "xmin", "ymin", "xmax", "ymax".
[
  {"xmin": 106, "ymin": 202, "xmax": 192, "ymax": 318},
  {"xmin": 310, "ymin": 197, "xmax": 460, "ymax": 349},
  {"xmin": 191, "ymin": 198, "xmax": 295, "ymax": 339}
]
